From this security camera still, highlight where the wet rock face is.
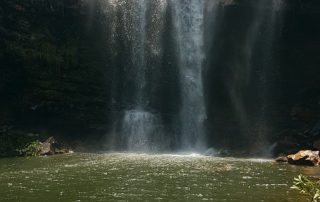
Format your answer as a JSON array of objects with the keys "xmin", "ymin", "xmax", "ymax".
[
  {"xmin": 275, "ymin": 155, "xmax": 288, "ymax": 163},
  {"xmin": 39, "ymin": 136, "xmax": 73, "ymax": 155},
  {"xmin": 40, "ymin": 137, "xmax": 56, "ymax": 156},
  {"xmin": 287, "ymin": 150, "xmax": 320, "ymax": 166},
  {"xmin": 40, "ymin": 142, "xmax": 55, "ymax": 155}
]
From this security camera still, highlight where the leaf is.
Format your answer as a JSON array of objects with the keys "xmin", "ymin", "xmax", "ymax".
[{"xmin": 292, "ymin": 175, "xmax": 320, "ymax": 201}]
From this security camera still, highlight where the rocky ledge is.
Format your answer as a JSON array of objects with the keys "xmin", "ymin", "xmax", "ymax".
[
  {"xmin": 275, "ymin": 150, "xmax": 320, "ymax": 166},
  {"xmin": 39, "ymin": 136, "xmax": 74, "ymax": 156}
]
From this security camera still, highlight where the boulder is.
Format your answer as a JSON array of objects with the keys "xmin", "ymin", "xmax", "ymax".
[
  {"xmin": 275, "ymin": 155, "xmax": 288, "ymax": 163},
  {"xmin": 40, "ymin": 137, "xmax": 56, "ymax": 156},
  {"xmin": 54, "ymin": 148, "xmax": 68, "ymax": 154},
  {"xmin": 287, "ymin": 150, "xmax": 320, "ymax": 166}
]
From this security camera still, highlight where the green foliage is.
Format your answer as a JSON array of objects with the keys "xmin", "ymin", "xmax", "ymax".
[
  {"xmin": 18, "ymin": 141, "xmax": 42, "ymax": 157},
  {"xmin": 291, "ymin": 175, "xmax": 320, "ymax": 202},
  {"xmin": 0, "ymin": 130, "xmax": 39, "ymax": 158}
]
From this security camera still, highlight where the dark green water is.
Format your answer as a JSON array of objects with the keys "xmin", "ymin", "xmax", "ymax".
[{"xmin": 0, "ymin": 153, "xmax": 318, "ymax": 201}]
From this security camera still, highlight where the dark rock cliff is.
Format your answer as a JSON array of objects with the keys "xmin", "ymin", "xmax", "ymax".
[{"xmin": 0, "ymin": 0, "xmax": 319, "ymax": 156}]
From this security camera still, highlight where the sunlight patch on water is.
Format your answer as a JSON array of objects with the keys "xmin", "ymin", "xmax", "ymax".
[
  {"xmin": 99, "ymin": 152, "xmax": 273, "ymax": 162},
  {"xmin": 160, "ymin": 153, "xmax": 205, "ymax": 158}
]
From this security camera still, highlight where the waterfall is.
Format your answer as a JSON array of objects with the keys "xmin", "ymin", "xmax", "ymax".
[
  {"xmin": 131, "ymin": 0, "xmax": 147, "ymax": 107},
  {"xmin": 121, "ymin": 0, "xmax": 157, "ymax": 151},
  {"xmin": 123, "ymin": 110, "xmax": 155, "ymax": 151},
  {"xmin": 106, "ymin": 0, "xmax": 168, "ymax": 151},
  {"xmin": 173, "ymin": 0, "xmax": 207, "ymax": 151},
  {"xmin": 102, "ymin": 0, "xmax": 283, "ymax": 154},
  {"xmin": 106, "ymin": 0, "xmax": 212, "ymax": 152}
]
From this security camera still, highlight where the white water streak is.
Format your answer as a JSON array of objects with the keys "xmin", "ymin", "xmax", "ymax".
[{"xmin": 173, "ymin": 0, "xmax": 207, "ymax": 151}]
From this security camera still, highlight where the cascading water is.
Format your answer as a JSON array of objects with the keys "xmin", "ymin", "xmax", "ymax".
[
  {"xmin": 131, "ymin": 0, "xmax": 147, "ymax": 106},
  {"xmin": 121, "ymin": 0, "xmax": 150, "ymax": 151},
  {"xmin": 122, "ymin": 110, "xmax": 156, "ymax": 151},
  {"xmin": 106, "ymin": 0, "xmax": 217, "ymax": 152},
  {"xmin": 173, "ymin": 0, "xmax": 207, "ymax": 151},
  {"xmin": 106, "ymin": 0, "xmax": 168, "ymax": 151},
  {"xmin": 121, "ymin": 0, "xmax": 161, "ymax": 152},
  {"xmin": 103, "ymin": 0, "xmax": 283, "ymax": 154}
]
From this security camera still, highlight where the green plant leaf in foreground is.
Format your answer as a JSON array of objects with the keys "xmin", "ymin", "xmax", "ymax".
[{"xmin": 291, "ymin": 174, "xmax": 320, "ymax": 202}]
